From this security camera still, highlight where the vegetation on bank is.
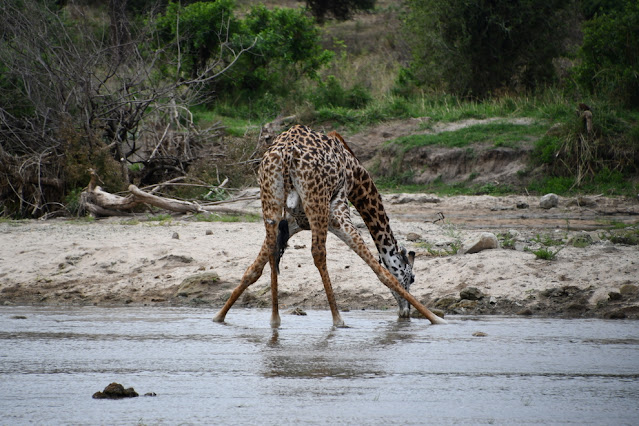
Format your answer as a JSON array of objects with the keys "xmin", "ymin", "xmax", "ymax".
[{"xmin": 0, "ymin": 0, "xmax": 637, "ymax": 218}]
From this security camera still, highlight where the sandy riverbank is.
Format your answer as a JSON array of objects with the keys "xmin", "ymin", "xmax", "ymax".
[{"xmin": 1, "ymin": 193, "xmax": 637, "ymax": 319}]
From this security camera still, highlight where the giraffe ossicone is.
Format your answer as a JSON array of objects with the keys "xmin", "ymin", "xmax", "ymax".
[{"xmin": 213, "ymin": 125, "xmax": 446, "ymax": 326}]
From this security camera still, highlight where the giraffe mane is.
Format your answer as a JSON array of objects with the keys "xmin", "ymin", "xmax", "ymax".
[{"xmin": 328, "ymin": 131, "xmax": 357, "ymax": 159}]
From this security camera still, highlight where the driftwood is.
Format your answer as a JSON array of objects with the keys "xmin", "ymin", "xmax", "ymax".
[{"xmin": 80, "ymin": 170, "xmax": 259, "ymax": 217}]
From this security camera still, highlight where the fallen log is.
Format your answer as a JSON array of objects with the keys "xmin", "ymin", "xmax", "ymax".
[{"xmin": 80, "ymin": 171, "xmax": 259, "ymax": 218}]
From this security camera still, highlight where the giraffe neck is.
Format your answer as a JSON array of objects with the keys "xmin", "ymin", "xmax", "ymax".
[{"xmin": 348, "ymin": 165, "xmax": 399, "ymax": 264}]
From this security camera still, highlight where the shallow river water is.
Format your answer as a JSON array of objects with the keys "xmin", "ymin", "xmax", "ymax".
[{"xmin": 1, "ymin": 307, "xmax": 638, "ymax": 425}]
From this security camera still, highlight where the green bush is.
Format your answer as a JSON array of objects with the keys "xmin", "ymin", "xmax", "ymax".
[
  {"xmin": 574, "ymin": 0, "xmax": 639, "ymax": 107},
  {"xmin": 402, "ymin": 0, "xmax": 573, "ymax": 98},
  {"xmin": 155, "ymin": 2, "xmax": 332, "ymax": 106}
]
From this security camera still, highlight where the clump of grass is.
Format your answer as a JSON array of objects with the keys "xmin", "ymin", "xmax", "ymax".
[
  {"xmin": 147, "ymin": 213, "xmax": 173, "ymax": 224},
  {"xmin": 497, "ymin": 231, "xmax": 517, "ymax": 249},
  {"xmin": 194, "ymin": 212, "xmax": 261, "ymax": 223},
  {"xmin": 416, "ymin": 241, "xmax": 460, "ymax": 257},
  {"xmin": 531, "ymin": 101, "xmax": 639, "ymax": 193},
  {"xmin": 533, "ymin": 233, "xmax": 564, "ymax": 246},
  {"xmin": 526, "ymin": 231, "xmax": 567, "ymax": 259},
  {"xmin": 525, "ymin": 246, "xmax": 563, "ymax": 260}
]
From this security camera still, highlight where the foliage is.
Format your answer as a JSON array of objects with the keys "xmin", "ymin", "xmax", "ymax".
[
  {"xmin": 574, "ymin": 0, "xmax": 639, "ymax": 108},
  {"xmin": 311, "ymin": 75, "xmax": 372, "ymax": 109},
  {"xmin": 156, "ymin": 2, "xmax": 332, "ymax": 109},
  {"xmin": 402, "ymin": 0, "xmax": 574, "ymax": 98},
  {"xmin": 302, "ymin": 0, "xmax": 376, "ymax": 23},
  {"xmin": 229, "ymin": 5, "xmax": 333, "ymax": 99},
  {"xmin": 155, "ymin": 0, "xmax": 239, "ymax": 79}
]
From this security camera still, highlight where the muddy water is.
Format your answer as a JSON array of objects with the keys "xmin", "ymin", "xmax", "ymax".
[{"xmin": 1, "ymin": 307, "xmax": 638, "ymax": 425}]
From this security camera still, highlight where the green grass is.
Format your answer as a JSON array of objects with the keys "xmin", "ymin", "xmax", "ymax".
[
  {"xmin": 192, "ymin": 106, "xmax": 261, "ymax": 137},
  {"xmin": 375, "ymin": 178, "xmax": 517, "ymax": 196},
  {"xmin": 193, "ymin": 212, "xmax": 261, "ymax": 223},
  {"xmin": 527, "ymin": 171, "xmax": 638, "ymax": 197},
  {"xmin": 388, "ymin": 121, "xmax": 548, "ymax": 150}
]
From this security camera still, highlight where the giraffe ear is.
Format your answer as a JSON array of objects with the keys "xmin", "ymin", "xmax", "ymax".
[{"xmin": 407, "ymin": 251, "xmax": 415, "ymax": 267}]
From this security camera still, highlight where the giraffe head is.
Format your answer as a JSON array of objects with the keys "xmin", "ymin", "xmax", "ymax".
[{"xmin": 384, "ymin": 246, "xmax": 416, "ymax": 318}]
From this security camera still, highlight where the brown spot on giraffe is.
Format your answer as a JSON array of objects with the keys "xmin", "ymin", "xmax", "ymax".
[{"xmin": 213, "ymin": 125, "xmax": 446, "ymax": 327}]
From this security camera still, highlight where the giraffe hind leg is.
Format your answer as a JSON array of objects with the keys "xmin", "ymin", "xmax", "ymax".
[
  {"xmin": 213, "ymin": 208, "xmax": 282, "ymax": 324},
  {"xmin": 212, "ymin": 236, "xmax": 273, "ymax": 323}
]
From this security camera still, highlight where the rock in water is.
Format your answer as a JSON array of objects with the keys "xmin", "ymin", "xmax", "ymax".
[
  {"xmin": 540, "ymin": 193, "xmax": 559, "ymax": 209},
  {"xmin": 93, "ymin": 382, "xmax": 139, "ymax": 399},
  {"xmin": 462, "ymin": 232, "xmax": 498, "ymax": 254}
]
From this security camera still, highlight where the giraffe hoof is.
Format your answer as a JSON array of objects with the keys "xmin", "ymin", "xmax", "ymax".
[
  {"xmin": 212, "ymin": 313, "xmax": 226, "ymax": 323},
  {"xmin": 333, "ymin": 317, "xmax": 347, "ymax": 328},
  {"xmin": 270, "ymin": 315, "xmax": 281, "ymax": 328}
]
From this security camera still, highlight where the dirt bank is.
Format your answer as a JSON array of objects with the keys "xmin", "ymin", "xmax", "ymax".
[{"xmin": 2, "ymin": 193, "xmax": 637, "ymax": 319}]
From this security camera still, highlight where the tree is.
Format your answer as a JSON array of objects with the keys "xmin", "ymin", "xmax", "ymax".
[
  {"xmin": 0, "ymin": 0, "xmax": 250, "ymax": 217},
  {"xmin": 403, "ymin": 0, "xmax": 574, "ymax": 98}
]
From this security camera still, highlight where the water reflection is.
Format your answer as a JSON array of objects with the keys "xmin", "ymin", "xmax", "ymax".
[{"xmin": 261, "ymin": 327, "xmax": 385, "ymax": 379}]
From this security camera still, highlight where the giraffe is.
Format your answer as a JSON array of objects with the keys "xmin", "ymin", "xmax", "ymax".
[{"xmin": 213, "ymin": 125, "xmax": 446, "ymax": 327}]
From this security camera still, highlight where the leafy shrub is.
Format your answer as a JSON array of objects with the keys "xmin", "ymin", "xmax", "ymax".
[
  {"xmin": 402, "ymin": 0, "xmax": 573, "ymax": 98},
  {"xmin": 574, "ymin": 0, "xmax": 639, "ymax": 107},
  {"xmin": 311, "ymin": 75, "xmax": 372, "ymax": 109},
  {"xmin": 156, "ymin": 2, "xmax": 332, "ymax": 105},
  {"xmin": 225, "ymin": 5, "xmax": 332, "ymax": 100}
]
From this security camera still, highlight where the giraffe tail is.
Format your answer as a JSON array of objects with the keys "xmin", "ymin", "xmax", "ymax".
[{"xmin": 274, "ymin": 219, "xmax": 290, "ymax": 274}]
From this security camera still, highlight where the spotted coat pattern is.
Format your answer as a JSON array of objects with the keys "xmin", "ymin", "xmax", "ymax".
[{"xmin": 213, "ymin": 125, "xmax": 445, "ymax": 327}]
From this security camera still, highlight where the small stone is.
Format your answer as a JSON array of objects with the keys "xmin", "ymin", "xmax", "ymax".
[
  {"xmin": 455, "ymin": 299, "xmax": 478, "ymax": 309},
  {"xmin": 406, "ymin": 232, "xmax": 421, "ymax": 242},
  {"xmin": 569, "ymin": 232, "xmax": 593, "ymax": 247},
  {"xmin": 620, "ymin": 284, "xmax": 638, "ymax": 295},
  {"xmin": 608, "ymin": 310, "xmax": 627, "ymax": 320},
  {"xmin": 472, "ymin": 331, "xmax": 487, "ymax": 337},
  {"xmin": 144, "ymin": 392, "xmax": 157, "ymax": 397},
  {"xmin": 172, "ymin": 232, "xmax": 180, "ymax": 239},
  {"xmin": 608, "ymin": 291, "xmax": 623, "ymax": 301},
  {"xmin": 434, "ymin": 296, "xmax": 457, "ymax": 308},
  {"xmin": 460, "ymin": 287, "xmax": 483, "ymax": 301},
  {"xmin": 93, "ymin": 382, "xmax": 139, "ymax": 399},
  {"xmin": 489, "ymin": 296, "xmax": 497, "ymax": 305},
  {"xmin": 516, "ymin": 202, "xmax": 529, "ymax": 209},
  {"xmin": 205, "ymin": 230, "xmax": 213, "ymax": 235},
  {"xmin": 517, "ymin": 308, "xmax": 533, "ymax": 316},
  {"xmin": 289, "ymin": 307, "xmax": 307, "ymax": 316},
  {"xmin": 540, "ymin": 193, "xmax": 559, "ymax": 209},
  {"xmin": 462, "ymin": 232, "xmax": 499, "ymax": 254}
]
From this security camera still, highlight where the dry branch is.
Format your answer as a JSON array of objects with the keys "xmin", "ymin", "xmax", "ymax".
[{"xmin": 80, "ymin": 172, "xmax": 259, "ymax": 218}]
